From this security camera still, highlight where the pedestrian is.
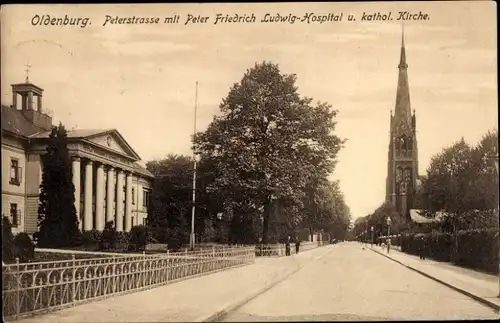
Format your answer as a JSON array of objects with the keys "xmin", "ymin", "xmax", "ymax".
[
  {"xmin": 295, "ymin": 238, "xmax": 301, "ymax": 254},
  {"xmin": 422, "ymin": 237, "xmax": 428, "ymax": 260},
  {"xmin": 285, "ymin": 236, "xmax": 291, "ymax": 256},
  {"xmin": 386, "ymin": 238, "xmax": 391, "ymax": 254},
  {"xmin": 418, "ymin": 237, "xmax": 423, "ymax": 259}
]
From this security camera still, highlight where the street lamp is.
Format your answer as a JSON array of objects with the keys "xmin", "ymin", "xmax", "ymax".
[
  {"xmin": 371, "ymin": 226, "xmax": 374, "ymax": 247},
  {"xmin": 386, "ymin": 216, "xmax": 392, "ymax": 254},
  {"xmin": 487, "ymin": 152, "xmax": 499, "ymax": 298},
  {"xmin": 190, "ymin": 82, "xmax": 199, "ymax": 251},
  {"xmin": 386, "ymin": 216, "xmax": 392, "ymax": 236}
]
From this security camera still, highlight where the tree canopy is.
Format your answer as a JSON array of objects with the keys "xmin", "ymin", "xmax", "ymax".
[
  {"xmin": 416, "ymin": 130, "xmax": 498, "ymax": 230},
  {"xmin": 193, "ymin": 61, "xmax": 347, "ymax": 243}
]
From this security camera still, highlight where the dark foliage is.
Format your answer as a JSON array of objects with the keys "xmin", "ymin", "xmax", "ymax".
[
  {"xmin": 2, "ymin": 216, "xmax": 16, "ymax": 263},
  {"xmin": 37, "ymin": 124, "xmax": 81, "ymax": 247},
  {"xmin": 128, "ymin": 225, "xmax": 151, "ymax": 251}
]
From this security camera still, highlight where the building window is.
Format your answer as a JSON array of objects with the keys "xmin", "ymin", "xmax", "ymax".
[
  {"xmin": 10, "ymin": 158, "xmax": 22, "ymax": 186},
  {"xmin": 143, "ymin": 190, "xmax": 151, "ymax": 208},
  {"xmin": 132, "ymin": 188, "xmax": 135, "ymax": 205},
  {"xmin": 10, "ymin": 204, "xmax": 19, "ymax": 228}
]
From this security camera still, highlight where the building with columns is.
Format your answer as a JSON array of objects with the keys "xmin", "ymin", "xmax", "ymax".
[{"xmin": 1, "ymin": 79, "xmax": 154, "ymax": 235}]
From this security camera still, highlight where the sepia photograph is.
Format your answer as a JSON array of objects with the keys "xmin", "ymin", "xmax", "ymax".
[{"xmin": 1, "ymin": 1, "xmax": 498, "ymax": 322}]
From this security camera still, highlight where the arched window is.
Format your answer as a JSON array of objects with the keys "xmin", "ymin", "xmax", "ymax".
[
  {"xmin": 407, "ymin": 137, "xmax": 413, "ymax": 151},
  {"xmin": 404, "ymin": 168, "xmax": 412, "ymax": 184},
  {"xmin": 396, "ymin": 167, "xmax": 403, "ymax": 184}
]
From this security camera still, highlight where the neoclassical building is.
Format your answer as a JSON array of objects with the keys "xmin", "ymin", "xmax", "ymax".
[{"xmin": 1, "ymin": 79, "xmax": 154, "ymax": 235}]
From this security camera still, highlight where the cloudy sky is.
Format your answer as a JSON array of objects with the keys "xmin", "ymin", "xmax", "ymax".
[{"xmin": 1, "ymin": 2, "xmax": 497, "ymax": 219}]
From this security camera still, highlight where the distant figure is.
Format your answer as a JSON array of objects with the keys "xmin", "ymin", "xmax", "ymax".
[
  {"xmin": 386, "ymin": 238, "xmax": 391, "ymax": 254},
  {"xmin": 419, "ymin": 237, "xmax": 427, "ymax": 260},
  {"xmin": 295, "ymin": 239, "xmax": 301, "ymax": 254},
  {"xmin": 285, "ymin": 236, "xmax": 291, "ymax": 256}
]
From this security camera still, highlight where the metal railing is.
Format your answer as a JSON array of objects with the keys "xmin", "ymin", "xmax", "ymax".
[
  {"xmin": 2, "ymin": 246, "xmax": 255, "ymax": 320},
  {"xmin": 255, "ymin": 241, "xmax": 327, "ymax": 257}
]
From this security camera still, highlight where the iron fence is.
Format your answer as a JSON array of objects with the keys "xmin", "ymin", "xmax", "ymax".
[
  {"xmin": 255, "ymin": 241, "xmax": 326, "ymax": 257},
  {"xmin": 2, "ymin": 246, "xmax": 255, "ymax": 320}
]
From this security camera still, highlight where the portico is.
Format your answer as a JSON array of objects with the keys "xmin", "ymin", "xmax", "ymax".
[{"xmin": 31, "ymin": 129, "xmax": 154, "ymax": 233}]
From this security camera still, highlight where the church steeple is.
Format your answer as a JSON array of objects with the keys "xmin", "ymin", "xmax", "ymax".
[
  {"xmin": 386, "ymin": 24, "xmax": 419, "ymax": 219},
  {"xmin": 393, "ymin": 24, "xmax": 412, "ymax": 135}
]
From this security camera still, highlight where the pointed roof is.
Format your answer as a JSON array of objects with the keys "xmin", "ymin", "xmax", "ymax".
[
  {"xmin": 29, "ymin": 128, "xmax": 142, "ymax": 161},
  {"xmin": 393, "ymin": 25, "xmax": 412, "ymax": 135}
]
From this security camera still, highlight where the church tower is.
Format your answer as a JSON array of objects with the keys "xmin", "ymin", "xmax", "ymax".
[{"xmin": 385, "ymin": 27, "xmax": 419, "ymax": 218}]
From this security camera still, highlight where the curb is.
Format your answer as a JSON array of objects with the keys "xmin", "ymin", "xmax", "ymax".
[
  {"xmin": 199, "ymin": 264, "xmax": 301, "ymax": 322},
  {"xmin": 369, "ymin": 247, "xmax": 500, "ymax": 313},
  {"xmin": 199, "ymin": 246, "xmax": 335, "ymax": 322}
]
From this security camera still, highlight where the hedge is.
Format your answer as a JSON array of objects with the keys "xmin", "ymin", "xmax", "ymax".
[{"xmin": 400, "ymin": 229, "xmax": 498, "ymax": 274}]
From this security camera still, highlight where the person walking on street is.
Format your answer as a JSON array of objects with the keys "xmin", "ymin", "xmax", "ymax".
[
  {"xmin": 295, "ymin": 238, "xmax": 301, "ymax": 254},
  {"xmin": 422, "ymin": 237, "xmax": 428, "ymax": 260},
  {"xmin": 285, "ymin": 236, "xmax": 291, "ymax": 256}
]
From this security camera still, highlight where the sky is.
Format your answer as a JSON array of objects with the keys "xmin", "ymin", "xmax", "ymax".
[{"xmin": 1, "ymin": 2, "xmax": 497, "ymax": 220}]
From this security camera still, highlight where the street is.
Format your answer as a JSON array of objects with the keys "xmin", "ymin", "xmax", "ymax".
[{"xmin": 222, "ymin": 242, "xmax": 499, "ymax": 321}]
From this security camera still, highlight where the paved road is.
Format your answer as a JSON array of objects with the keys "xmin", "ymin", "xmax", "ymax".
[{"xmin": 222, "ymin": 242, "xmax": 499, "ymax": 321}]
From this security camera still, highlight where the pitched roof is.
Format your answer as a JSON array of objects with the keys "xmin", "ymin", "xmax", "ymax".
[
  {"xmin": 28, "ymin": 129, "xmax": 114, "ymax": 139},
  {"xmin": 133, "ymin": 162, "xmax": 154, "ymax": 178},
  {"xmin": 1, "ymin": 105, "xmax": 45, "ymax": 137},
  {"xmin": 409, "ymin": 209, "xmax": 445, "ymax": 224},
  {"xmin": 30, "ymin": 128, "xmax": 142, "ymax": 161}
]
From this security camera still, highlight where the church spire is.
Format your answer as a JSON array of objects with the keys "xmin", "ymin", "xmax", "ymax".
[{"xmin": 393, "ymin": 24, "xmax": 412, "ymax": 134}]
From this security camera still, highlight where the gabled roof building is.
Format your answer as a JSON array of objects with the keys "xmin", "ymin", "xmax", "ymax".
[{"xmin": 2, "ymin": 80, "xmax": 154, "ymax": 234}]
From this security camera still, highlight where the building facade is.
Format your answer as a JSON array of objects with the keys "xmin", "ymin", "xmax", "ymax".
[
  {"xmin": 2, "ymin": 80, "xmax": 154, "ymax": 235},
  {"xmin": 385, "ymin": 30, "xmax": 419, "ymax": 219}
]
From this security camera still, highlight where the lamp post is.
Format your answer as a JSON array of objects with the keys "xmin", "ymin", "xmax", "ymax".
[
  {"xmin": 189, "ymin": 82, "xmax": 199, "ymax": 251},
  {"xmin": 386, "ymin": 216, "xmax": 392, "ymax": 253},
  {"xmin": 495, "ymin": 157, "xmax": 499, "ymax": 298},
  {"xmin": 371, "ymin": 226, "xmax": 374, "ymax": 248},
  {"xmin": 488, "ymin": 152, "xmax": 499, "ymax": 298}
]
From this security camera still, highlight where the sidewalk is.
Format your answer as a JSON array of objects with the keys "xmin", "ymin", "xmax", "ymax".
[
  {"xmin": 370, "ymin": 246, "xmax": 500, "ymax": 311},
  {"xmin": 14, "ymin": 245, "xmax": 334, "ymax": 323}
]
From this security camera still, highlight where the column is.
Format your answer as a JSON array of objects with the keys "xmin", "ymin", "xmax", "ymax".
[
  {"xmin": 12, "ymin": 91, "xmax": 17, "ymax": 109},
  {"xmin": 106, "ymin": 166, "xmax": 115, "ymax": 224},
  {"xmin": 28, "ymin": 92, "xmax": 34, "ymax": 110},
  {"xmin": 83, "ymin": 160, "xmax": 93, "ymax": 231},
  {"xmin": 72, "ymin": 157, "xmax": 81, "ymax": 230},
  {"xmin": 95, "ymin": 164, "xmax": 105, "ymax": 231},
  {"xmin": 115, "ymin": 170, "xmax": 125, "ymax": 232},
  {"xmin": 125, "ymin": 172, "xmax": 133, "ymax": 232},
  {"xmin": 37, "ymin": 95, "xmax": 43, "ymax": 112}
]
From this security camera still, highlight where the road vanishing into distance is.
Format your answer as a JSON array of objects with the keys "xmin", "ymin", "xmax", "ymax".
[{"xmin": 222, "ymin": 242, "xmax": 498, "ymax": 321}]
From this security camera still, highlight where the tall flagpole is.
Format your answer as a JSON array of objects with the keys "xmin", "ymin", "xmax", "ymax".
[{"xmin": 190, "ymin": 81, "xmax": 199, "ymax": 250}]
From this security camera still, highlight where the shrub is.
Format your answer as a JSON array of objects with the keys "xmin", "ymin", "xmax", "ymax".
[
  {"xmin": 128, "ymin": 225, "xmax": 151, "ymax": 252},
  {"xmin": 456, "ymin": 228, "xmax": 498, "ymax": 274},
  {"xmin": 2, "ymin": 216, "xmax": 15, "ymax": 263},
  {"xmin": 100, "ymin": 221, "xmax": 117, "ymax": 250},
  {"xmin": 13, "ymin": 233, "xmax": 35, "ymax": 263},
  {"xmin": 115, "ymin": 231, "xmax": 130, "ymax": 250},
  {"xmin": 400, "ymin": 228, "xmax": 499, "ymax": 274},
  {"xmin": 81, "ymin": 229, "xmax": 102, "ymax": 250}
]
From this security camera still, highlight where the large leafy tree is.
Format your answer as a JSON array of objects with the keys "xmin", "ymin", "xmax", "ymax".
[
  {"xmin": 146, "ymin": 154, "xmax": 193, "ymax": 249},
  {"xmin": 193, "ymin": 62, "xmax": 345, "ymax": 244},
  {"xmin": 36, "ymin": 124, "xmax": 81, "ymax": 247},
  {"xmin": 416, "ymin": 132, "xmax": 498, "ymax": 231}
]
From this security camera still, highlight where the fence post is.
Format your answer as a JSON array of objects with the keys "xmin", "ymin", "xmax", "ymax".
[
  {"xmin": 166, "ymin": 250, "xmax": 170, "ymax": 283},
  {"xmin": 222, "ymin": 246, "xmax": 226, "ymax": 268},
  {"xmin": 15, "ymin": 258, "xmax": 20, "ymax": 319},
  {"xmin": 72, "ymin": 255, "xmax": 76, "ymax": 302},
  {"xmin": 184, "ymin": 248, "xmax": 188, "ymax": 277},
  {"xmin": 112, "ymin": 255, "xmax": 116, "ymax": 293}
]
